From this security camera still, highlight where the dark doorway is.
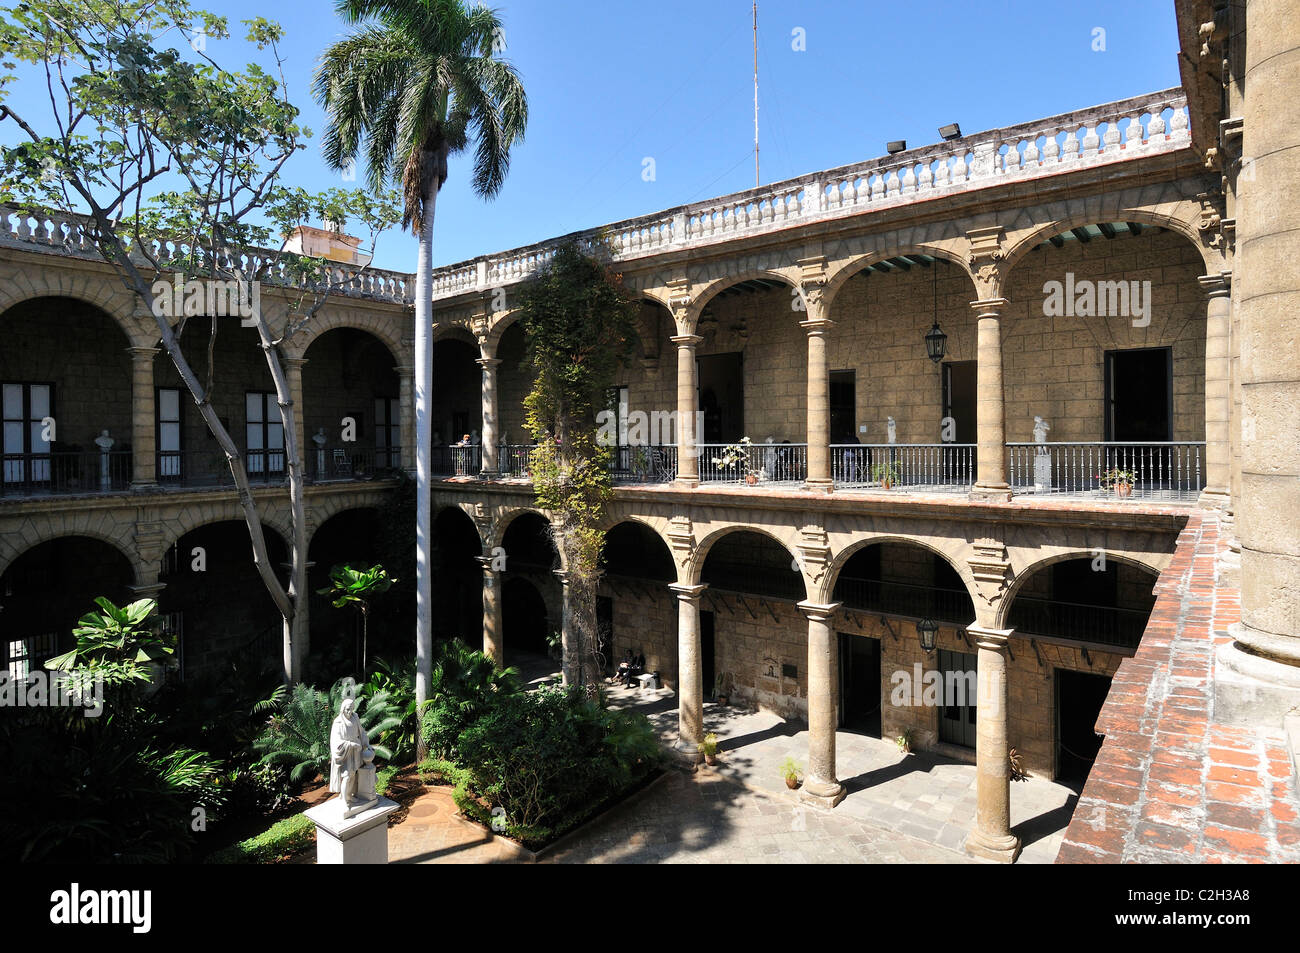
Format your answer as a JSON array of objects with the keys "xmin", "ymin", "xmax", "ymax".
[
  {"xmin": 829, "ymin": 370, "xmax": 857, "ymax": 444},
  {"xmin": 938, "ymin": 648, "xmax": 977, "ymax": 748},
  {"xmin": 701, "ymin": 610, "xmax": 716, "ymax": 699},
  {"xmin": 1056, "ymin": 669, "xmax": 1112, "ymax": 785},
  {"xmin": 942, "ymin": 360, "xmax": 977, "ymax": 479},
  {"xmin": 838, "ymin": 633, "xmax": 881, "ymax": 736},
  {"xmin": 502, "ymin": 577, "xmax": 549, "ymax": 659},
  {"xmin": 697, "ymin": 352, "xmax": 744, "ymax": 443},
  {"xmin": 1105, "ymin": 347, "xmax": 1171, "ymax": 441}
]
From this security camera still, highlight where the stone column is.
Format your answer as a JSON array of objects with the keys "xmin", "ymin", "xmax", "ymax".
[
  {"xmin": 798, "ymin": 601, "xmax": 845, "ymax": 807},
  {"xmin": 127, "ymin": 346, "xmax": 159, "ymax": 487},
  {"xmin": 671, "ymin": 335, "xmax": 702, "ymax": 487},
  {"xmin": 970, "ymin": 298, "xmax": 1011, "ymax": 502},
  {"xmin": 554, "ymin": 569, "xmax": 575, "ymax": 686},
  {"xmin": 1199, "ymin": 274, "xmax": 1232, "ymax": 508},
  {"xmin": 670, "ymin": 583, "xmax": 707, "ymax": 761},
  {"xmin": 1217, "ymin": 0, "xmax": 1300, "ymax": 721},
  {"xmin": 283, "ymin": 357, "xmax": 308, "ymax": 479},
  {"xmin": 477, "ymin": 555, "xmax": 502, "ymax": 663},
  {"xmin": 964, "ymin": 624, "xmax": 1020, "ymax": 863},
  {"xmin": 477, "ymin": 357, "xmax": 501, "ymax": 477},
  {"xmin": 801, "ymin": 319, "xmax": 834, "ymax": 492},
  {"xmin": 395, "ymin": 364, "xmax": 415, "ymax": 473}
]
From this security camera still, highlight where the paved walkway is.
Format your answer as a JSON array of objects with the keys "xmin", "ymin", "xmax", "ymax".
[
  {"xmin": 606, "ymin": 685, "xmax": 1074, "ymax": 863},
  {"xmin": 384, "ymin": 663, "xmax": 1075, "ymax": 864}
]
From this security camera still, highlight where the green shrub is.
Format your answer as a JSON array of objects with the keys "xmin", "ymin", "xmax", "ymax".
[
  {"xmin": 455, "ymin": 685, "xmax": 660, "ymax": 843},
  {"xmin": 420, "ymin": 639, "xmax": 522, "ymax": 760}
]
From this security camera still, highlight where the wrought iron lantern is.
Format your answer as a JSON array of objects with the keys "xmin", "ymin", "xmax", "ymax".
[
  {"xmin": 924, "ymin": 322, "xmax": 947, "ymax": 363},
  {"xmin": 916, "ymin": 617, "xmax": 939, "ymax": 654}
]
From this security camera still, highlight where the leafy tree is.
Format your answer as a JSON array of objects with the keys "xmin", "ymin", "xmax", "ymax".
[
  {"xmin": 518, "ymin": 241, "xmax": 637, "ymax": 689},
  {"xmin": 420, "ymin": 638, "xmax": 521, "ymax": 759},
  {"xmin": 315, "ymin": 0, "xmax": 528, "ymax": 748},
  {"xmin": 318, "ymin": 563, "xmax": 396, "ymax": 677},
  {"xmin": 0, "ymin": 0, "xmax": 401, "ymax": 684}
]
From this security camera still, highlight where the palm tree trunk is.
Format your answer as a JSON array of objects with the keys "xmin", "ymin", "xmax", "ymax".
[{"xmin": 414, "ymin": 162, "xmax": 438, "ymax": 760}]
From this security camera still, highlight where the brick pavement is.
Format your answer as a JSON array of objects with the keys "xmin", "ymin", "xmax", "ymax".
[{"xmin": 1057, "ymin": 512, "xmax": 1300, "ymax": 863}]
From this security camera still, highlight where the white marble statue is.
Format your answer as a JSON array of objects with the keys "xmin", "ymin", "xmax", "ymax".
[
  {"xmin": 1032, "ymin": 416, "xmax": 1052, "ymax": 490},
  {"xmin": 886, "ymin": 417, "xmax": 897, "ymax": 445},
  {"xmin": 330, "ymin": 696, "xmax": 378, "ymax": 818},
  {"xmin": 94, "ymin": 430, "xmax": 114, "ymax": 490},
  {"xmin": 1033, "ymin": 416, "xmax": 1051, "ymax": 446}
]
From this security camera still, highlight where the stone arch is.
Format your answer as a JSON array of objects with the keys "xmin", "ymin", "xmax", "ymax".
[
  {"xmin": 482, "ymin": 308, "xmax": 525, "ymax": 356},
  {"xmin": 435, "ymin": 503, "xmax": 486, "ymax": 551},
  {"xmin": 0, "ymin": 527, "xmax": 141, "ymax": 586},
  {"xmin": 284, "ymin": 307, "xmax": 409, "ymax": 365},
  {"xmin": 0, "ymin": 269, "xmax": 144, "ymax": 346},
  {"xmin": 999, "ymin": 187, "xmax": 1223, "ymax": 282},
  {"xmin": 818, "ymin": 533, "xmax": 979, "ymax": 610},
  {"xmin": 688, "ymin": 269, "xmax": 800, "ymax": 333},
  {"xmin": 995, "ymin": 549, "xmax": 1164, "ymax": 629},
  {"xmin": 688, "ymin": 522, "xmax": 806, "ymax": 596},
  {"xmin": 600, "ymin": 517, "xmax": 677, "ymax": 581},
  {"xmin": 157, "ymin": 507, "xmax": 291, "ymax": 563},
  {"xmin": 821, "ymin": 244, "xmax": 978, "ymax": 315},
  {"xmin": 306, "ymin": 487, "xmax": 393, "ymax": 534},
  {"xmin": 432, "ymin": 321, "xmax": 478, "ymax": 347},
  {"xmin": 491, "ymin": 506, "xmax": 561, "ymax": 570},
  {"xmin": 596, "ymin": 510, "xmax": 675, "ymax": 552}
]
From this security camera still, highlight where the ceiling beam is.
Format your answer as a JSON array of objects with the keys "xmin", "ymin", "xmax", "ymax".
[
  {"xmin": 1125, "ymin": 221, "xmax": 1144, "ymax": 236},
  {"xmin": 1097, "ymin": 222, "xmax": 1117, "ymax": 240},
  {"xmin": 1048, "ymin": 234, "xmax": 1066, "ymax": 248},
  {"xmin": 1070, "ymin": 227, "xmax": 1092, "ymax": 243}
]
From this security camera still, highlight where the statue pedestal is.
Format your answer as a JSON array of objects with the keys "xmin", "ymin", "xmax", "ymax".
[{"xmin": 304, "ymin": 795, "xmax": 399, "ymax": 864}]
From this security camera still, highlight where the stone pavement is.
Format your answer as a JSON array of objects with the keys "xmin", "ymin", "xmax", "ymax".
[
  {"xmin": 1058, "ymin": 512, "xmax": 1300, "ymax": 864},
  {"xmin": 607, "ymin": 684, "xmax": 1074, "ymax": 863}
]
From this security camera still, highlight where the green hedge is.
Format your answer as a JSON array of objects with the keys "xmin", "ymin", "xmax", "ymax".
[{"xmin": 207, "ymin": 764, "xmax": 397, "ymax": 864}]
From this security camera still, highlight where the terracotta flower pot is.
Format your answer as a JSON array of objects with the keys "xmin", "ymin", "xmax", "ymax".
[
  {"xmin": 705, "ymin": 753, "xmax": 718, "ymax": 766},
  {"xmin": 1115, "ymin": 483, "xmax": 1132, "ymax": 498},
  {"xmin": 745, "ymin": 473, "xmax": 757, "ymax": 485},
  {"xmin": 785, "ymin": 776, "xmax": 799, "ymax": 790}
]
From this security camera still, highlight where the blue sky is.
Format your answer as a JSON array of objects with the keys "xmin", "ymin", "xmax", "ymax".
[{"xmin": 3, "ymin": 0, "xmax": 1183, "ymax": 272}]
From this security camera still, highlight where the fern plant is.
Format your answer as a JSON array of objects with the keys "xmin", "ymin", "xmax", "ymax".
[{"xmin": 254, "ymin": 679, "xmax": 401, "ymax": 783}]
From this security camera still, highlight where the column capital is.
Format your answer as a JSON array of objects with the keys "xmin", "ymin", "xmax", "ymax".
[
  {"xmin": 129, "ymin": 581, "xmax": 167, "ymax": 598},
  {"xmin": 282, "ymin": 356, "xmax": 309, "ymax": 370},
  {"xmin": 475, "ymin": 554, "xmax": 500, "ymax": 575},
  {"xmin": 553, "ymin": 568, "xmax": 570, "ymax": 586},
  {"xmin": 799, "ymin": 317, "xmax": 835, "ymax": 335},
  {"xmin": 969, "ymin": 297, "xmax": 1009, "ymax": 316},
  {"xmin": 476, "ymin": 356, "xmax": 502, "ymax": 369},
  {"xmin": 670, "ymin": 333, "xmax": 703, "ymax": 348},
  {"xmin": 797, "ymin": 600, "xmax": 841, "ymax": 623},
  {"xmin": 393, "ymin": 363, "xmax": 414, "ymax": 375},
  {"xmin": 126, "ymin": 345, "xmax": 160, "ymax": 360},
  {"xmin": 1197, "ymin": 273, "xmax": 1232, "ymax": 296},
  {"xmin": 965, "ymin": 624, "xmax": 1014, "ymax": 650},
  {"xmin": 669, "ymin": 582, "xmax": 707, "ymax": 602}
]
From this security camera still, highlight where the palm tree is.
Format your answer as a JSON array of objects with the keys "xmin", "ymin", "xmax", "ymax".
[{"xmin": 315, "ymin": 0, "xmax": 527, "ymax": 756}]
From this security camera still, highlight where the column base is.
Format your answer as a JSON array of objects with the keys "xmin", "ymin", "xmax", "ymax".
[
  {"xmin": 964, "ymin": 828, "xmax": 1021, "ymax": 863},
  {"xmin": 969, "ymin": 482, "xmax": 1012, "ymax": 503},
  {"xmin": 799, "ymin": 777, "xmax": 845, "ymax": 809},
  {"xmin": 1213, "ymin": 633, "xmax": 1300, "ymax": 728},
  {"xmin": 803, "ymin": 479, "xmax": 834, "ymax": 494},
  {"xmin": 478, "ymin": 469, "xmax": 499, "ymax": 480},
  {"xmin": 1197, "ymin": 486, "xmax": 1231, "ymax": 511},
  {"xmin": 675, "ymin": 733, "xmax": 703, "ymax": 765},
  {"xmin": 674, "ymin": 477, "xmax": 700, "ymax": 489},
  {"xmin": 130, "ymin": 480, "xmax": 159, "ymax": 491}
]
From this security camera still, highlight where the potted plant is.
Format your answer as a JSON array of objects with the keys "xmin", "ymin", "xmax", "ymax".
[
  {"xmin": 779, "ymin": 756, "xmax": 802, "ymax": 790},
  {"xmin": 871, "ymin": 461, "xmax": 902, "ymax": 490},
  {"xmin": 1099, "ymin": 467, "xmax": 1138, "ymax": 498},
  {"xmin": 896, "ymin": 729, "xmax": 913, "ymax": 754},
  {"xmin": 711, "ymin": 437, "xmax": 758, "ymax": 485},
  {"xmin": 697, "ymin": 732, "xmax": 720, "ymax": 766},
  {"xmin": 713, "ymin": 673, "xmax": 730, "ymax": 706},
  {"xmin": 632, "ymin": 446, "xmax": 650, "ymax": 479}
]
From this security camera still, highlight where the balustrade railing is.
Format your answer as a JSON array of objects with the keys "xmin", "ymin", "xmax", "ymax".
[
  {"xmin": 831, "ymin": 443, "xmax": 975, "ymax": 491},
  {"xmin": 608, "ymin": 444, "xmax": 677, "ymax": 484},
  {"xmin": 432, "ymin": 444, "xmax": 482, "ymax": 477},
  {"xmin": 698, "ymin": 442, "xmax": 807, "ymax": 484},
  {"xmin": 1006, "ymin": 597, "xmax": 1151, "ymax": 650},
  {"xmin": 0, "ymin": 450, "xmax": 131, "ymax": 497},
  {"xmin": 496, "ymin": 445, "xmax": 535, "ymax": 479},
  {"xmin": 1, "ymin": 91, "xmax": 1190, "ymax": 306},
  {"xmin": 1008, "ymin": 441, "xmax": 1204, "ymax": 500},
  {"xmin": 833, "ymin": 577, "xmax": 975, "ymax": 625}
]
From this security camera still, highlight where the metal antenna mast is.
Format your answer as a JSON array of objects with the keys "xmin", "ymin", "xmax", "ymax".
[{"xmin": 753, "ymin": 2, "xmax": 759, "ymax": 187}]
